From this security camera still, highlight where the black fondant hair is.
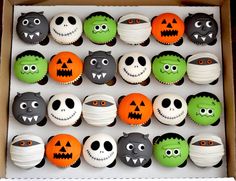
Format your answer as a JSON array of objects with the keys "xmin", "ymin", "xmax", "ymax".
[
  {"xmin": 86, "ymin": 12, "xmax": 114, "ymax": 20},
  {"xmin": 16, "ymin": 50, "xmax": 45, "ymax": 60},
  {"xmin": 187, "ymin": 92, "xmax": 220, "ymax": 104},
  {"xmin": 151, "ymin": 51, "xmax": 185, "ymax": 63},
  {"xmin": 155, "ymin": 133, "xmax": 185, "ymax": 144}
]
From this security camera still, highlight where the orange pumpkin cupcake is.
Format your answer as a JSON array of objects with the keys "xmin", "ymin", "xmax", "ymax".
[
  {"xmin": 118, "ymin": 93, "xmax": 152, "ymax": 126},
  {"xmin": 48, "ymin": 51, "xmax": 83, "ymax": 85},
  {"xmin": 152, "ymin": 13, "xmax": 184, "ymax": 46},
  {"xmin": 46, "ymin": 134, "xmax": 82, "ymax": 168}
]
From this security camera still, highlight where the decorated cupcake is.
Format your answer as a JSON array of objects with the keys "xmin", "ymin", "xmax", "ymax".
[
  {"xmin": 118, "ymin": 52, "xmax": 151, "ymax": 86},
  {"xmin": 184, "ymin": 13, "xmax": 218, "ymax": 45},
  {"xmin": 153, "ymin": 133, "xmax": 189, "ymax": 167},
  {"xmin": 82, "ymin": 94, "xmax": 117, "ymax": 127},
  {"xmin": 10, "ymin": 134, "xmax": 45, "ymax": 169},
  {"xmin": 152, "ymin": 13, "xmax": 184, "ymax": 46},
  {"xmin": 83, "ymin": 133, "xmax": 117, "ymax": 168},
  {"xmin": 118, "ymin": 93, "xmax": 152, "ymax": 126},
  {"xmin": 187, "ymin": 52, "xmax": 221, "ymax": 85},
  {"xmin": 117, "ymin": 13, "xmax": 151, "ymax": 46},
  {"xmin": 152, "ymin": 51, "xmax": 186, "ymax": 85},
  {"xmin": 48, "ymin": 51, "xmax": 83, "ymax": 85},
  {"xmin": 83, "ymin": 12, "xmax": 117, "ymax": 46},
  {"xmin": 50, "ymin": 13, "xmax": 83, "ymax": 45},
  {"xmin": 84, "ymin": 51, "xmax": 116, "ymax": 85},
  {"xmin": 153, "ymin": 93, "xmax": 187, "ymax": 126},
  {"xmin": 16, "ymin": 12, "xmax": 49, "ymax": 45},
  {"xmin": 14, "ymin": 50, "xmax": 48, "ymax": 84},
  {"xmin": 47, "ymin": 93, "xmax": 82, "ymax": 127},
  {"xmin": 189, "ymin": 134, "xmax": 224, "ymax": 167},
  {"xmin": 118, "ymin": 132, "xmax": 152, "ymax": 167},
  {"xmin": 187, "ymin": 92, "xmax": 222, "ymax": 126},
  {"xmin": 46, "ymin": 134, "xmax": 82, "ymax": 168},
  {"xmin": 12, "ymin": 92, "xmax": 47, "ymax": 126}
]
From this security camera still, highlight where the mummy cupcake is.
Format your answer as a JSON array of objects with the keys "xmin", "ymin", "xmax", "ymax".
[
  {"xmin": 189, "ymin": 134, "xmax": 224, "ymax": 167},
  {"xmin": 10, "ymin": 134, "xmax": 45, "ymax": 169},
  {"xmin": 50, "ymin": 13, "xmax": 83, "ymax": 45},
  {"xmin": 117, "ymin": 13, "xmax": 151, "ymax": 46},
  {"xmin": 82, "ymin": 94, "xmax": 117, "ymax": 127},
  {"xmin": 118, "ymin": 52, "xmax": 151, "ymax": 85},
  {"xmin": 187, "ymin": 52, "xmax": 221, "ymax": 84}
]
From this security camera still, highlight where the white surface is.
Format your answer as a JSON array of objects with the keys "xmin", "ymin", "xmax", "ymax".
[{"xmin": 7, "ymin": 5, "xmax": 226, "ymax": 179}]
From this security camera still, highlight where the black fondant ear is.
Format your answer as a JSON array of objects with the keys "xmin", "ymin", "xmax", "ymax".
[
  {"xmin": 47, "ymin": 136, "xmax": 54, "ymax": 143},
  {"xmin": 144, "ymin": 134, "xmax": 149, "ymax": 139},
  {"xmin": 118, "ymin": 96, "xmax": 125, "ymax": 104},
  {"xmin": 186, "ymin": 95, "xmax": 193, "ymax": 104},
  {"xmin": 106, "ymin": 51, "xmax": 111, "ymax": 55},
  {"xmin": 152, "ymin": 136, "xmax": 160, "ymax": 145},
  {"xmin": 210, "ymin": 14, "xmax": 214, "ymax": 18},
  {"xmin": 17, "ymin": 92, "xmax": 22, "ymax": 97},
  {"xmin": 88, "ymin": 51, "xmax": 93, "ymax": 55},
  {"xmin": 187, "ymin": 136, "xmax": 194, "ymax": 144},
  {"xmin": 188, "ymin": 13, "xmax": 193, "ymax": 17},
  {"xmin": 152, "ymin": 96, "xmax": 158, "ymax": 104},
  {"xmin": 83, "ymin": 136, "xmax": 90, "ymax": 145},
  {"xmin": 35, "ymin": 92, "xmax": 41, "ymax": 97},
  {"xmin": 38, "ymin": 11, "xmax": 44, "ymax": 15}
]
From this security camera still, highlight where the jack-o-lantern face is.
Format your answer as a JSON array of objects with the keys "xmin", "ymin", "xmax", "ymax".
[
  {"xmin": 46, "ymin": 134, "xmax": 82, "ymax": 167},
  {"xmin": 152, "ymin": 13, "xmax": 184, "ymax": 44},
  {"xmin": 48, "ymin": 52, "xmax": 83, "ymax": 84},
  {"xmin": 118, "ymin": 93, "xmax": 152, "ymax": 125}
]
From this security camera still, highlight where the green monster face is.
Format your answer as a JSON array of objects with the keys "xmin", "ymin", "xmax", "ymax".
[
  {"xmin": 153, "ymin": 133, "xmax": 189, "ymax": 167},
  {"xmin": 14, "ymin": 50, "xmax": 48, "ymax": 84},
  {"xmin": 83, "ymin": 12, "xmax": 117, "ymax": 44},
  {"xmin": 152, "ymin": 51, "xmax": 186, "ymax": 84},
  {"xmin": 187, "ymin": 92, "xmax": 222, "ymax": 126}
]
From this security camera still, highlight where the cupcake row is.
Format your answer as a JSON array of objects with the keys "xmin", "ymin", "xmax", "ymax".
[
  {"xmin": 17, "ymin": 11, "xmax": 218, "ymax": 46},
  {"xmin": 14, "ymin": 50, "xmax": 221, "ymax": 85},
  {"xmin": 12, "ymin": 92, "xmax": 222, "ymax": 127},
  {"xmin": 10, "ymin": 132, "xmax": 224, "ymax": 169}
]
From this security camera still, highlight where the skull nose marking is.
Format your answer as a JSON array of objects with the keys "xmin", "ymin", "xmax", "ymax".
[
  {"xmin": 59, "ymin": 146, "xmax": 66, "ymax": 152},
  {"xmin": 64, "ymin": 24, "xmax": 68, "ymax": 27},
  {"xmin": 167, "ymin": 23, "xmax": 172, "ymax": 28},
  {"xmin": 100, "ymin": 151, "xmax": 104, "ymax": 153},
  {"xmin": 135, "ymin": 106, "xmax": 140, "ymax": 111},
  {"xmin": 61, "ymin": 109, "xmax": 66, "ymax": 112},
  {"xmin": 62, "ymin": 63, "xmax": 67, "ymax": 68}
]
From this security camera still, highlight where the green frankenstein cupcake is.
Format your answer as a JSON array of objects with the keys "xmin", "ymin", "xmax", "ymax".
[
  {"xmin": 152, "ymin": 51, "xmax": 186, "ymax": 85},
  {"xmin": 187, "ymin": 92, "xmax": 222, "ymax": 126},
  {"xmin": 83, "ymin": 12, "xmax": 117, "ymax": 46}
]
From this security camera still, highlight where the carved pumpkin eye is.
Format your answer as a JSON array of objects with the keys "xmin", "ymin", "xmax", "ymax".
[
  {"xmin": 162, "ymin": 19, "xmax": 167, "ymax": 24},
  {"xmin": 130, "ymin": 101, "xmax": 136, "ymax": 106},
  {"xmin": 57, "ymin": 59, "xmax": 62, "ymax": 64}
]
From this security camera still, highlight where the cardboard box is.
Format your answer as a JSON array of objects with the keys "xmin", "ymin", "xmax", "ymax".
[{"xmin": 0, "ymin": 0, "xmax": 235, "ymax": 179}]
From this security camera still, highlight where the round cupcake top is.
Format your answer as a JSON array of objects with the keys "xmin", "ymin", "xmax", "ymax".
[
  {"xmin": 12, "ymin": 92, "xmax": 46, "ymax": 126},
  {"xmin": 117, "ymin": 13, "xmax": 151, "ymax": 45},
  {"xmin": 47, "ymin": 93, "xmax": 82, "ymax": 127},
  {"xmin": 48, "ymin": 51, "xmax": 83, "ymax": 84},
  {"xmin": 83, "ymin": 133, "xmax": 117, "ymax": 168},
  {"xmin": 187, "ymin": 92, "xmax": 222, "ymax": 126},
  {"xmin": 16, "ymin": 12, "xmax": 49, "ymax": 44},
  {"xmin": 14, "ymin": 50, "xmax": 48, "ymax": 84},
  {"xmin": 118, "ymin": 93, "xmax": 152, "ymax": 126},
  {"xmin": 189, "ymin": 134, "xmax": 224, "ymax": 167},
  {"xmin": 83, "ymin": 12, "xmax": 117, "ymax": 44},
  {"xmin": 46, "ymin": 134, "xmax": 81, "ymax": 168},
  {"xmin": 84, "ymin": 51, "xmax": 116, "ymax": 84},
  {"xmin": 82, "ymin": 94, "xmax": 117, "ymax": 127},
  {"xmin": 152, "ymin": 51, "xmax": 186, "ymax": 84},
  {"xmin": 153, "ymin": 93, "xmax": 187, "ymax": 126},
  {"xmin": 118, "ymin": 132, "xmax": 152, "ymax": 167},
  {"xmin": 184, "ymin": 13, "xmax": 218, "ymax": 45},
  {"xmin": 187, "ymin": 52, "xmax": 221, "ymax": 84},
  {"xmin": 50, "ymin": 13, "xmax": 83, "ymax": 44},
  {"xmin": 153, "ymin": 133, "xmax": 189, "ymax": 167},
  {"xmin": 118, "ymin": 52, "xmax": 151, "ymax": 84},
  {"xmin": 10, "ymin": 134, "xmax": 45, "ymax": 169},
  {"xmin": 152, "ymin": 13, "xmax": 184, "ymax": 44}
]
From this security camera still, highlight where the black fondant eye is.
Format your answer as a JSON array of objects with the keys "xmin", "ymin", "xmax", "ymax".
[
  {"xmin": 104, "ymin": 141, "xmax": 113, "ymax": 151},
  {"xmin": 34, "ymin": 18, "xmax": 41, "ymax": 25},
  {"xmin": 22, "ymin": 19, "xmax": 29, "ymax": 26},
  {"xmin": 172, "ymin": 18, "xmax": 177, "ymax": 23},
  {"xmin": 162, "ymin": 98, "xmax": 171, "ymax": 108},
  {"xmin": 162, "ymin": 19, "xmax": 167, "ymax": 24},
  {"xmin": 55, "ymin": 16, "xmax": 64, "ymax": 25},
  {"xmin": 65, "ymin": 98, "xmax": 74, "ymax": 109},
  {"xmin": 68, "ymin": 16, "xmax": 76, "ymax": 25},
  {"xmin": 125, "ymin": 56, "xmax": 134, "ymax": 66},
  {"xmin": 174, "ymin": 99, "xmax": 182, "ymax": 109},
  {"xmin": 31, "ymin": 101, "xmax": 39, "ymax": 108},
  {"xmin": 55, "ymin": 141, "xmax": 61, "ymax": 146},
  {"xmin": 91, "ymin": 141, "xmax": 100, "ymax": 150},
  {"xmin": 67, "ymin": 58, "xmax": 72, "ymax": 63},
  {"xmin": 66, "ymin": 141, "xmax": 71, "ymax": 147},
  {"xmin": 52, "ymin": 100, "xmax": 61, "ymax": 110},
  {"xmin": 57, "ymin": 59, "xmax": 62, "ymax": 64},
  {"xmin": 138, "ymin": 56, "xmax": 146, "ymax": 66}
]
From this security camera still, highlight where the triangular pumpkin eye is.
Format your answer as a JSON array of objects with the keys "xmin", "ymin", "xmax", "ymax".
[
  {"xmin": 57, "ymin": 59, "xmax": 62, "ymax": 64},
  {"xmin": 55, "ymin": 141, "xmax": 61, "ymax": 146},
  {"xmin": 130, "ymin": 101, "xmax": 136, "ymax": 106},
  {"xmin": 140, "ymin": 101, "xmax": 145, "ymax": 106},
  {"xmin": 66, "ymin": 141, "xmax": 71, "ymax": 147},
  {"xmin": 172, "ymin": 18, "xmax": 177, "ymax": 23},
  {"xmin": 162, "ymin": 19, "xmax": 167, "ymax": 24},
  {"xmin": 67, "ymin": 58, "xmax": 72, "ymax": 63}
]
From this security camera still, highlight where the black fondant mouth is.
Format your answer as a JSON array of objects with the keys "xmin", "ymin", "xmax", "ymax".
[
  {"xmin": 161, "ymin": 30, "xmax": 178, "ymax": 37},
  {"xmin": 57, "ymin": 69, "xmax": 72, "ymax": 77},
  {"xmin": 53, "ymin": 153, "xmax": 72, "ymax": 159},
  {"xmin": 128, "ymin": 112, "xmax": 142, "ymax": 119}
]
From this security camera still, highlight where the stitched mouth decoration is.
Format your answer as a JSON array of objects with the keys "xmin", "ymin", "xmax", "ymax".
[
  {"xmin": 161, "ymin": 30, "xmax": 178, "ymax": 37},
  {"xmin": 53, "ymin": 28, "xmax": 78, "ymax": 37},
  {"xmin": 92, "ymin": 73, "xmax": 107, "ymax": 79},
  {"xmin": 22, "ymin": 31, "xmax": 41, "ymax": 39},
  {"xmin": 123, "ymin": 68, "xmax": 146, "ymax": 77},
  {"xmin": 128, "ymin": 112, "xmax": 142, "ymax": 119},
  {"xmin": 157, "ymin": 109, "xmax": 184, "ymax": 120},
  {"xmin": 53, "ymin": 153, "xmax": 72, "ymax": 159},
  {"xmin": 57, "ymin": 69, "xmax": 72, "ymax": 77},
  {"xmin": 87, "ymin": 149, "xmax": 114, "ymax": 161},
  {"xmin": 51, "ymin": 111, "xmax": 76, "ymax": 121},
  {"xmin": 125, "ymin": 156, "xmax": 145, "ymax": 164}
]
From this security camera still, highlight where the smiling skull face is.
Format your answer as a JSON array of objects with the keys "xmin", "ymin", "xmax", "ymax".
[
  {"xmin": 153, "ymin": 93, "xmax": 187, "ymax": 125},
  {"xmin": 83, "ymin": 133, "xmax": 117, "ymax": 168},
  {"xmin": 47, "ymin": 93, "xmax": 82, "ymax": 126},
  {"xmin": 118, "ymin": 52, "xmax": 151, "ymax": 84},
  {"xmin": 50, "ymin": 13, "xmax": 82, "ymax": 44}
]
